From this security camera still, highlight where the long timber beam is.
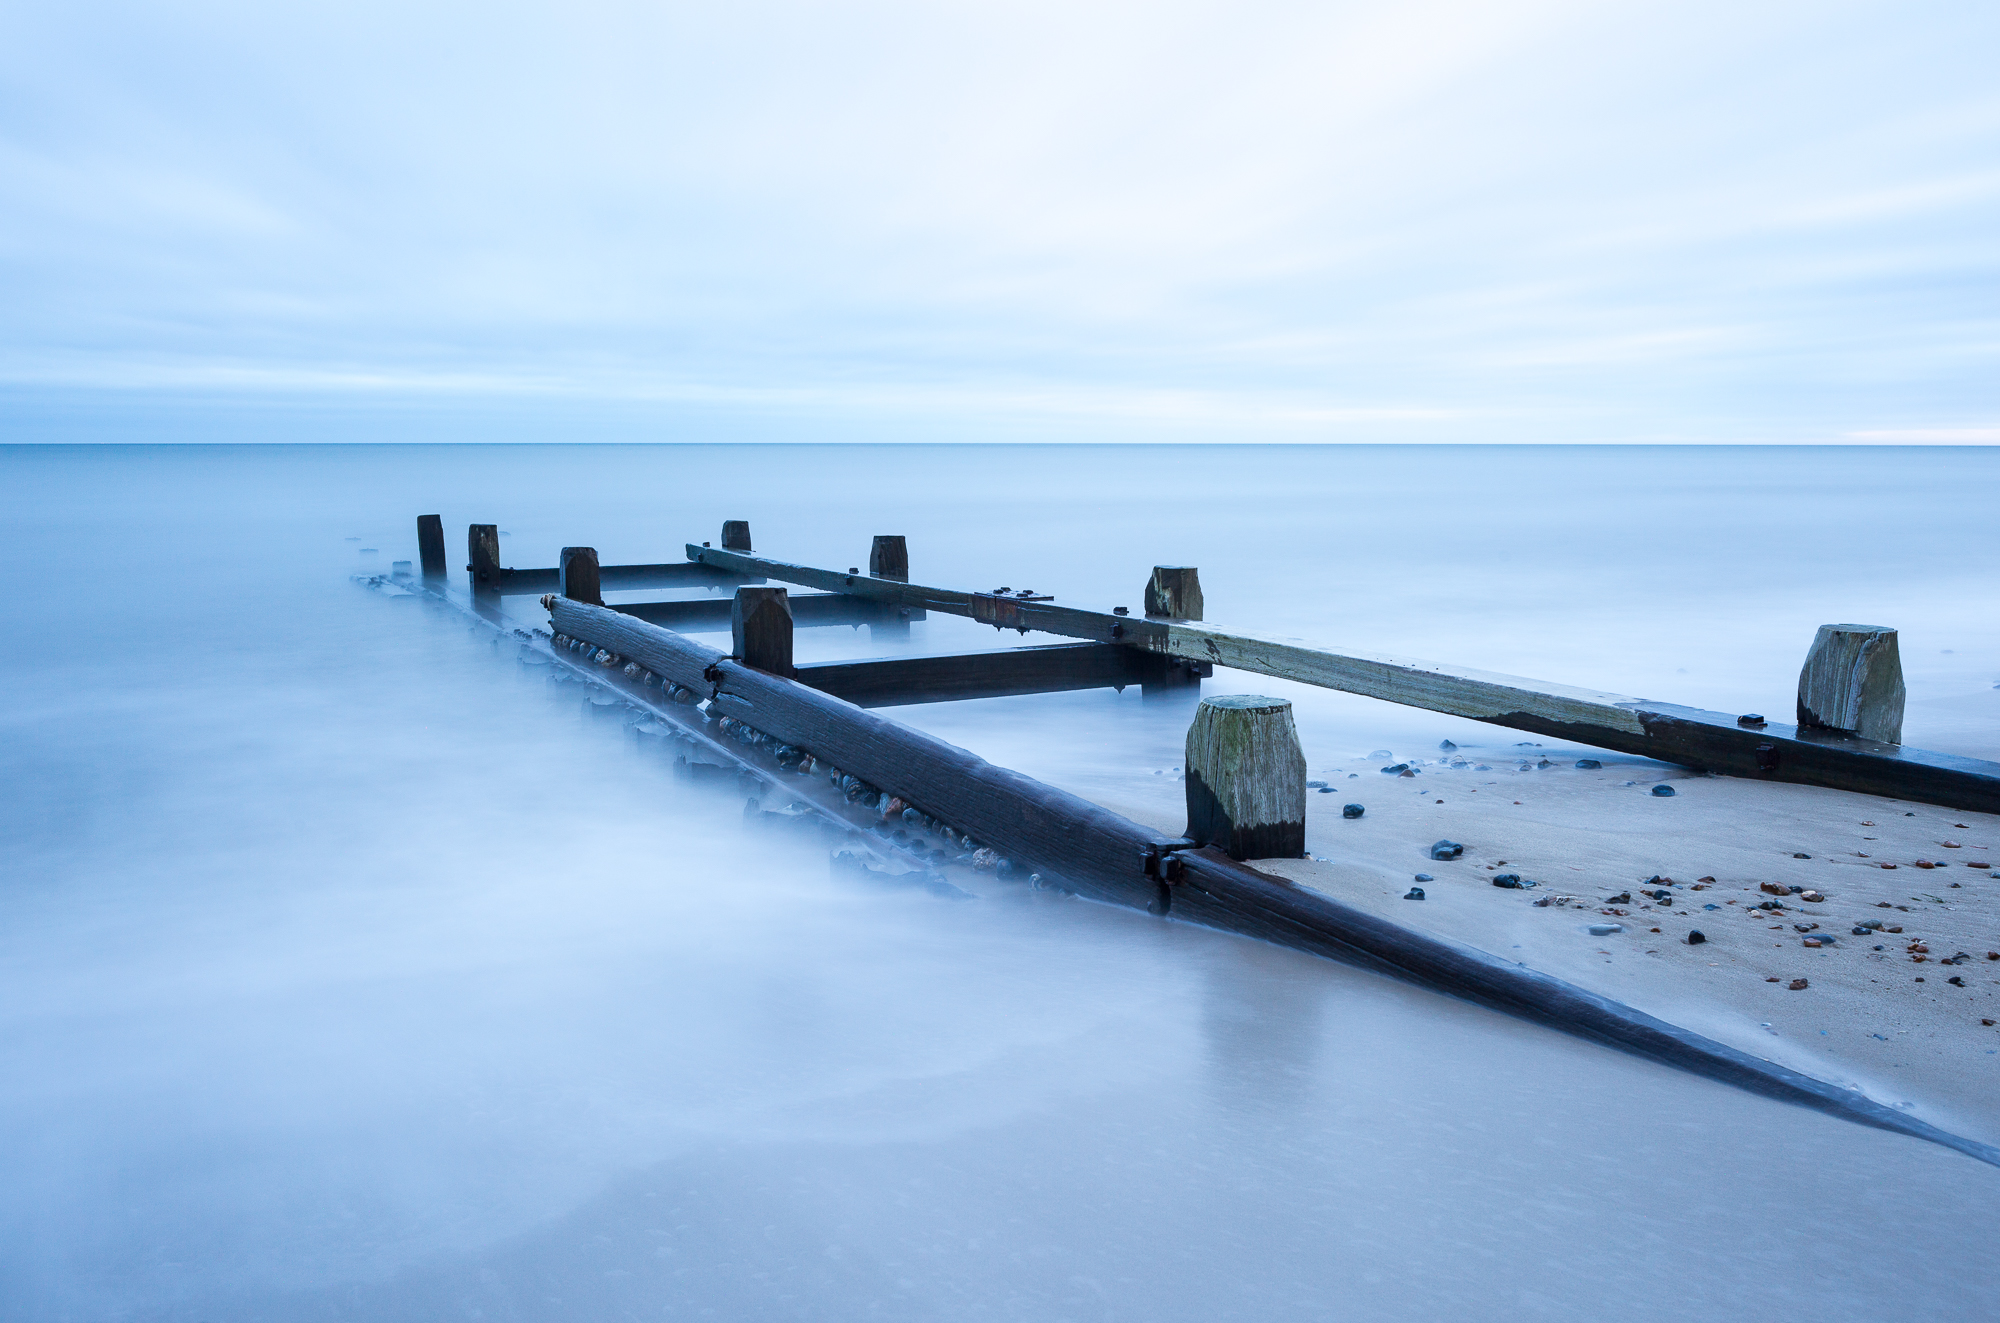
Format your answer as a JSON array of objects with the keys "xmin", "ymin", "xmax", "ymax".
[
  {"xmin": 486, "ymin": 562, "xmax": 757, "ymax": 595},
  {"xmin": 796, "ymin": 642, "xmax": 1186, "ymax": 708},
  {"xmin": 616, "ymin": 593, "xmax": 924, "ymax": 631},
  {"xmin": 684, "ymin": 544, "xmax": 2000, "ymax": 814},
  {"xmin": 544, "ymin": 595, "xmax": 1999, "ymax": 1169}
]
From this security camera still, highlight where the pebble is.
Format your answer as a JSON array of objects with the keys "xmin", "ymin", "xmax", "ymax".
[
  {"xmin": 1576, "ymin": 759, "xmax": 1601, "ymax": 769},
  {"xmin": 1429, "ymin": 839, "xmax": 1464, "ymax": 860},
  {"xmin": 1307, "ymin": 780, "xmax": 1327, "ymax": 788},
  {"xmin": 1404, "ymin": 887, "xmax": 1426, "ymax": 900},
  {"xmin": 1381, "ymin": 763, "xmax": 1410, "ymax": 774},
  {"xmin": 1340, "ymin": 802, "xmax": 1366, "ymax": 819},
  {"xmin": 1705, "ymin": 903, "xmax": 1722, "ymax": 911},
  {"xmin": 1793, "ymin": 852, "xmax": 1811, "ymax": 859},
  {"xmin": 1651, "ymin": 784, "xmax": 1676, "ymax": 797},
  {"xmin": 1317, "ymin": 786, "xmax": 1335, "ymax": 793},
  {"xmin": 1687, "ymin": 930, "xmax": 1707, "ymax": 945},
  {"xmin": 1789, "ymin": 978, "xmax": 1809, "ymax": 990},
  {"xmin": 1493, "ymin": 875, "xmax": 1525, "ymax": 889},
  {"xmin": 1588, "ymin": 923, "xmax": 1622, "ymax": 936},
  {"xmin": 1438, "ymin": 740, "xmax": 1457, "ymax": 751},
  {"xmin": 1949, "ymin": 976, "xmax": 1966, "ymax": 986},
  {"xmin": 1606, "ymin": 891, "xmax": 1633, "ymax": 904},
  {"xmin": 1414, "ymin": 873, "xmax": 1434, "ymax": 882}
]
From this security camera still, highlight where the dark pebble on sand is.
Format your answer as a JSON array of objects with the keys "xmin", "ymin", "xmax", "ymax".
[
  {"xmin": 1317, "ymin": 786, "xmax": 1334, "ymax": 793},
  {"xmin": 1380, "ymin": 763, "xmax": 1409, "ymax": 774},
  {"xmin": 1576, "ymin": 759, "xmax": 1601, "ymax": 769},
  {"xmin": 1492, "ymin": 875, "xmax": 1524, "ymax": 889},
  {"xmin": 1438, "ymin": 740, "xmax": 1457, "ymax": 751},
  {"xmin": 1607, "ymin": 892, "xmax": 1632, "ymax": 904},
  {"xmin": 1307, "ymin": 780, "xmax": 1327, "ymax": 788},
  {"xmin": 1687, "ymin": 931, "xmax": 1706, "ymax": 945},
  {"xmin": 1793, "ymin": 852, "xmax": 1811, "ymax": 859},
  {"xmin": 1343, "ymin": 803, "xmax": 1365, "ymax": 819},
  {"xmin": 1429, "ymin": 839, "xmax": 1463, "ymax": 860},
  {"xmin": 1652, "ymin": 784, "xmax": 1676, "ymax": 797},
  {"xmin": 1404, "ymin": 887, "xmax": 1426, "ymax": 900}
]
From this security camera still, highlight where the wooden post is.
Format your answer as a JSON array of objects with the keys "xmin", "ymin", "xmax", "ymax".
[
  {"xmin": 558, "ymin": 546, "xmax": 603, "ymax": 605},
  {"xmin": 869, "ymin": 535, "xmax": 909, "ymax": 582},
  {"xmin": 468, "ymin": 524, "xmax": 502, "ymax": 588},
  {"xmin": 1184, "ymin": 695, "xmax": 1306, "ymax": 859},
  {"xmin": 721, "ymin": 520, "xmax": 753, "ymax": 553},
  {"xmin": 1145, "ymin": 566, "xmax": 1203, "ymax": 620},
  {"xmin": 1797, "ymin": 624, "xmax": 1905, "ymax": 745},
  {"xmin": 416, "ymin": 514, "xmax": 446, "ymax": 578},
  {"xmin": 732, "ymin": 586, "xmax": 794, "ymax": 675}
]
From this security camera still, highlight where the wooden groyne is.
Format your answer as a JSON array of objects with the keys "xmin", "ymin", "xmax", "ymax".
[{"xmin": 388, "ymin": 515, "xmax": 2000, "ymax": 1166}]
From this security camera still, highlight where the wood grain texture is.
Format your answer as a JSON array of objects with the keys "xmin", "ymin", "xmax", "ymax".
[
  {"xmin": 1184, "ymin": 695, "xmax": 1306, "ymax": 859},
  {"xmin": 558, "ymin": 546, "xmax": 603, "ymax": 605},
  {"xmin": 869, "ymin": 535, "xmax": 909, "ymax": 582},
  {"xmin": 416, "ymin": 514, "xmax": 446, "ymax": 578},
  {"xmin": 1145, "ymin": 566, "xmax": 1203, "ymax": 620},
  {"xmin": 539, "ymin": 596, "xmax": 2000, "ymax": 1168},
  {"xmin": 686, "ymin": 544, "xmax": 2000, "ymax": 812},
  {"xmin": 732, "ymin": 586, "xmax": 794, "ymax": 675},
  {"xmin": 1798, "ymin": 624, "xmax": 1905, "ymax": 744}
]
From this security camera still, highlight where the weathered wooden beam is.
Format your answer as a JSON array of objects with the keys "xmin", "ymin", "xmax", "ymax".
[
  {"xmin": 468, "ymin": 524, "xmax": 502, "ymax": 588},
  {"xmin": 539, "ymin": 595, "xmax": 1999, "ymax": 1169},
  {"xmin": 732, "ymin": 586, "xmax": 794, "ymax": 675},
  {"xmin": 683, "ymin": 543, "xmax": 2000, "ymax": 814},
  {"xmin": 416, "ymin": 514, "xmax": 447, "ymax": 579},
  {"xmin": 1798, "ymin": 624, "xmax": 1905, "ymax": 745},
  {"xmin": 796, "ymin": 642, "xmax": 1171, "ymax": 708},
  {"xmin": 1185, "ymin": 695, "xmax": 1306, "ymax": 859},
  {"xmin": 870, "ymin": 535, "xmax": 909, "ymax": 582},
  {"xmin": 487, "ymin": 563, "xmax": 753, "ymax": 595},
  {"xmin": 558, "ymin": 546, "xmax": 603, "ymax": 605},
  {"xmin": 1145, "ymin": 565, "xmax": 1203, "ymax": 620},
  {"xmin": 616, "ymin": 593, "xmax": 924, "ymax": 631}
]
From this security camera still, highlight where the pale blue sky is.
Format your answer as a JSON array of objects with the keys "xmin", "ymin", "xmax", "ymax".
[{"xmin": 1, "ymin": 0, "xmax": 1995, "ymax": 442}]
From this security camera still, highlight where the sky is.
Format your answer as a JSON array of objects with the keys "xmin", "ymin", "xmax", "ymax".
[{"xmin": 1, "ymin": 0, "xmax": 1996, "ymax": 443}]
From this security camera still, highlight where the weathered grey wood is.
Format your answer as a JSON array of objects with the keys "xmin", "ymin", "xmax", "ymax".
[
  {"xmin": 684, "ymin": 543, "xmax": 2000, "ymax": 813},
  {"xmin": 721, "ymin": 520, "xmax": 753, "ymax": 553},
  {"xmin": 416, "ymin": 514, "xmax": 447, "ymax": 578},
  {"xmin": 1145, "ymin": 565, "xmax": 1203, "ymax": 620},
  {"xmin": 537, "ymin": 595, "xmax": 2000, "ymax": 1169},
  {"xmin": 869, "ymin": 535, "xmax": 909, "ymax": 582},
  {"xmin": 468, "ymin": 524, "xmax": 502, "ymax": 588},
  {"xmin": 618, "ymin": 593, "xmax": 922, "ymax": 631},
  {"xmin": 558, "ymin": 546, "xmax": 603, "ymax": 605},
  {"xmin": 1185, "ymin": 696, "xmax": 1306, "ymax": 859},
  {"xmin": 797, "ymin": 642, "xmax": 1174, "ymax": 707},
  {"xmin": 732, "ymin": 586, "xmax": 793, "ymax": 675},
  {"xmin": 1798, "ymin": 624, "xmax": 1905, "ymax": 745},
  {"xmin": 490, "ymin": 563, "xmax": 752, "ymax": 595}
]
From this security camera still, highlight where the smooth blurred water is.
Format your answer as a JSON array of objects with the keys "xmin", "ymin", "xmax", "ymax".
[{"xmin": 4, "ymin": 443, "xmax": 1998, "ymax": 1321}]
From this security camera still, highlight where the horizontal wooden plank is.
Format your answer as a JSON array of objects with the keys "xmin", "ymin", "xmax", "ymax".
[
  {"xmin": 795, "ymin": 642, "xmax": 1178, "ymax": 707},
  {"xmin": 686, "ymin": 545, "xmax": 2000, "ymax": 813},
  {"xmin": 541, "ymin": 596, "xmax": 1999, "ymax": 1169},
  {"xmin": 615, "ymin": 593, "xmax": 926, "ymax": 631},
  {"xmin": 489, "ymin": 562, "xmax": 756, "ymax": 595}
]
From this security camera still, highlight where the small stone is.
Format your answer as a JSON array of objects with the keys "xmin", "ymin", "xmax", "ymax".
[
  {"xmin": 1687, "ymin": 930, "xmax": 1707, "ymax": 945},
  {"xmin": 1404, "ymin": 887, "xmax": 1426, "ymax": 900},
  {"xmin": 1414, "ymin": 873, "xmax": 1433, "ymax": 882},
  {"xmin": 1429, "ymin": 839, "xmax": 1463, "ymax": 860},
  {"xmin": 1606, "ymin": 891, "xmax": 1632, "ymax": 904},
  {"xmin": 1493, "ymin": 874, "xmax": 1524, "ymax": 889},
  {"xmin": 1343, "ymin": 803, "xmax": 1366, "ymax": 819},
  {"xmin": 1803, "ymin": 938, "xmax": 1823, "ymax": 947},
  {"xmin": 1949, "ymin": 976, "xmax": 1965, "ymax": 986},
  {"xmin": 1852, "ymin": 926, "xmax": 1872, "ymax": 936},
  {"xmin": 1438, "ymin": 740, "xmax": 1457, "ymax": 751},
  {"xmin": 1793, "ymin": 852, "xmax": 1811, "ymax": 859},
  {"xmin": 1380, "ymin": 763, "xmax": 1410, "ymax": 774},
  {"xmin": 1652, "ymin": 784, "xmax": 1676, "ymax": 797},
  {"xmin": 1697, "ymin": 875, "xmax": 1716, "ymax": 882},
  {"xmin": 1575, "ymin": 759, "xmax": 1601, "ymax": 769},
  {"xmin": 1984, "ymin": 1018, "xmax": 1997, "ymax": 1026},
  {"xmin": 1307, "ymin": 780, "xmax": 1327, "ymax": 788},
  {"xmin": 1766, "ymin": 976, "xmax": 1780, "ymax": 982},
  {"xmin": 1587, "ymin": 922, "xmax": 1622, "ymax": 936},
  {"xmin": 1760, "ymin": 882, "xmax": 1789, "ymax": 896},
  {"xmin": 1317, "ymin": 786, "xmax": 1334, "ymax": 793},
  {"xmin": 1788, "ymin": 978, "xmax": 1809, "ymax": 990},
  {"xmin": 1799, "ymin": 890, "xmax": 1826, "ymax": 903}
]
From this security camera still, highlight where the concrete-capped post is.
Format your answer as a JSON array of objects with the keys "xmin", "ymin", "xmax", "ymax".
[
  {"xmin": 721, "ymin": 520, "xmax": 753, "ymax": 553},
  {"xmin": 416, "ymin": 514, "xmax": 447, "ymax": 579},
  {"xmin": 1184, "ymin": 695, "xmax": 1307, "ymax": 860},
  {"xmin": 869, "ymin": 535, "xmax": 909, "ymax": 582},
  {"xmin": 558, "ymin": 546, "xmax": 603, "ymax": 605},
  {"xmin": 1797, "ymin": 624, "xmax": 1905, "ymax": 745},
  {"xmin": 468, "ymin": 524, "xmax": 502, "ymax": 588},
  {"xmin": 732, "ymin": 586, "xmax": 794, "ymax": 676},
  {"xmin": 1145, "ymin": 566, "xmax": 1203, "ymax": 620}
]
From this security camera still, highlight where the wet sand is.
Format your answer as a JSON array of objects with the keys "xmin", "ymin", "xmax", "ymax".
[{"xmin": 1092, "ymin": 750, "xmax": 2000, "ymax": 1147}]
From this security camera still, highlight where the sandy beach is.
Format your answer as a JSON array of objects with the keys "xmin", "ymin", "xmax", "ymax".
[{"xmin": 1092, "ymin": 745, "xmax": 2000, "ymax": 1145}]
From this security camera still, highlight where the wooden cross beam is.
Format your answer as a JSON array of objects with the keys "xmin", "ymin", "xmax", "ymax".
[{"xmin": 684, "ymin": 543, "xmax": 2000, "ymax": 813}]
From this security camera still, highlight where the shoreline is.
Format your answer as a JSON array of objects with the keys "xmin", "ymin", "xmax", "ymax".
[{"xmin": 1089, "ymin": 747, "xmax": 2000, "ymax": 1146}]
